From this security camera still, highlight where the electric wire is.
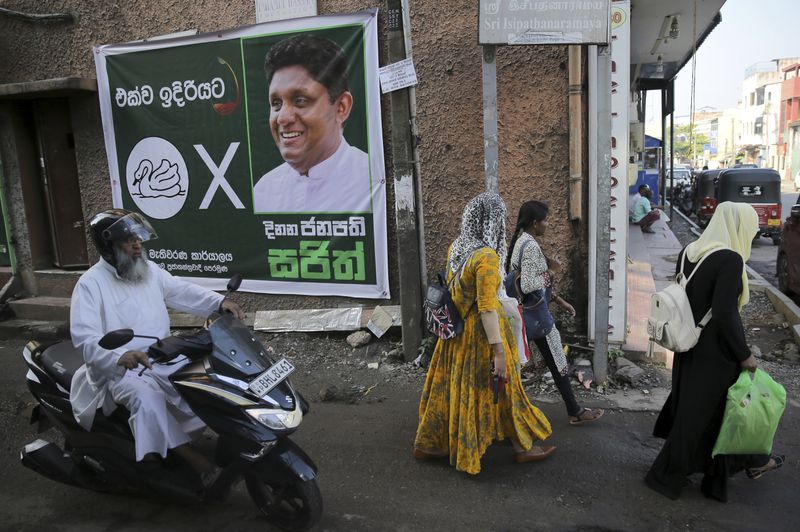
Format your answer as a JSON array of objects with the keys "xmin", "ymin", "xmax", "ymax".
[{"xmin": 689, "ymin": 0, "xmax": 698, "ymax": 166}]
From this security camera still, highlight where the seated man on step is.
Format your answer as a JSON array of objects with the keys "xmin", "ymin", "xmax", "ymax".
[{"xmin": 630, "ymin": 187, "xmax": 662, "ymax": 234}]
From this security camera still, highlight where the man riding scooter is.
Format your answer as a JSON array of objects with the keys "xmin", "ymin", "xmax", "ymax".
[{"xmin": 70, "ymin": 209, "xmax": 245, "ymax": 486}]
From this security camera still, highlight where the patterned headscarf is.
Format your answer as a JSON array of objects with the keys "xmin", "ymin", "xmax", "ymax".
[{"xmin": 449, "ymin": 192, "xmax": 508, "ymax": 274}]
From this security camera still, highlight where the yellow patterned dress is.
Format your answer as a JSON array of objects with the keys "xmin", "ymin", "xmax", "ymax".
[{"xmin": 414, "ymin": 247, "xmax": 552, "ymax": 474}]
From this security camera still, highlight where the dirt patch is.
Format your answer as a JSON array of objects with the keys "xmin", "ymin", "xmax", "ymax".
[
  {"xmin": 741, "ymin": 290, "xmax": 792, "ymax": 355},
  {"xmin": 252, "ymin": 330, "xmax": 427, "ymax": 406},
  {"xmin": 667, "ymin": 212, "xmax": 697, "ymax": 249}
]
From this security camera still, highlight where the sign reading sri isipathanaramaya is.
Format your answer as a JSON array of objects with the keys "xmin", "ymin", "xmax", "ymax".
[
  {"xmin": 94, "ymin": 10, "xmax": 389, "ymax": 298},
  {"xmin": 479, "ymin": 0, "xmax": 610, "ymax": 45}
]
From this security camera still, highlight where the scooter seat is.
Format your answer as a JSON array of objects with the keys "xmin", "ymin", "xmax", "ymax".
[{"xmin": 40, "ymin": 342, "xmax": 84, "ymax": 391}]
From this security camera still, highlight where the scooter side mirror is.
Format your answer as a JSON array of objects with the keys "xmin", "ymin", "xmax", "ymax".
[
  {"xmin": 227, "ymin": 273, "xmax": 242, "ymax": 293},
  {"xmin": 99, "ymin": 329, "xmax": 135, "ymax": 350}
]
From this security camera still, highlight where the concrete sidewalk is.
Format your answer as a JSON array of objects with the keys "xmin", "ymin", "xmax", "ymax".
[
  {"xmin": 622, "ymin": 205, "xmax": 800, "ymax": 363},
  {"xmin": 623, "ymin": 213, "xmax": 681, "ymax": 366}
]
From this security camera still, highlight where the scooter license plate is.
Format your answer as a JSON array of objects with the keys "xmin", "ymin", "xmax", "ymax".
[{"xmin": 248, "ymin": 358, "xmax": 295, "ymax": 397}]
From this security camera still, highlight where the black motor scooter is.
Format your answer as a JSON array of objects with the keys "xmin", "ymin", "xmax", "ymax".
[
  {"xmin": 20, "ymin": 275, "xmax": 322, "ymax": 531},
  {"xmin": 672, "ymin": 181, "xmax": 695, "ymax": 216}
]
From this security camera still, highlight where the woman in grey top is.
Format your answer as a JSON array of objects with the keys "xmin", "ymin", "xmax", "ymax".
[{"xmin": 506, "ymin": 200, "xmax": 604, "ymax": 425}]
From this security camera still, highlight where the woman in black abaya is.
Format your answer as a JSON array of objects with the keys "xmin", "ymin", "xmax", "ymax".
[{"xmin": 645, "ymin": 202, "xmax": 785, "ymax": 502}]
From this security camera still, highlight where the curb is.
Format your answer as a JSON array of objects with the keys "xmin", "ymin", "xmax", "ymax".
[{"xmin": 672, "ymin": 205, "xmax": 800, "ymax": 344}]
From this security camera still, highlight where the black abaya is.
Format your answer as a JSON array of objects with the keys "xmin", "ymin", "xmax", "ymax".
[{"xmin": 645, "ymin": 248, "xmax": 769, "ymax": 502}]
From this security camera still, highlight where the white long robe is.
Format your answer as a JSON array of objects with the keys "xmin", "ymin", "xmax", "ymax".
[{"xmin": 70, "ymin": 259, "xmax": 223, "ymax": 457}]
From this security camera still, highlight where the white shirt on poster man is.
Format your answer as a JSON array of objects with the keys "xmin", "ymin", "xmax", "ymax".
[
  {"xmin": 253, "ymin": 138, "xmax": 371, "ymax": 213},
  {"xmin": 69, "ymin": 259, "xmax": 223, "ymax": 431}
]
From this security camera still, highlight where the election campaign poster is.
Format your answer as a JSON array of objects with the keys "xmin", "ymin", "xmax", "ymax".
[{"xmin": 94, "ymin": 9, "xmax": 389, "ymax": 298}]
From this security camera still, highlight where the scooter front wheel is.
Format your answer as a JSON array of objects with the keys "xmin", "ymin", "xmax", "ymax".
[{"xmin": 245, "ymin": 474, "xmax": 322, "ymax": 531}]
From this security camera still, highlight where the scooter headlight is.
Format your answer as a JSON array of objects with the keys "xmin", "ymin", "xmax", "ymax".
[{"xmin": 246, "ymin": 407, "xmax": 302, "ymax": 430}]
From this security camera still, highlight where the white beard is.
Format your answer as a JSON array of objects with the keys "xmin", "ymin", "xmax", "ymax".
[{"xmin": 114, "ymin": 247, "xmax": 150, "ymax": 283}]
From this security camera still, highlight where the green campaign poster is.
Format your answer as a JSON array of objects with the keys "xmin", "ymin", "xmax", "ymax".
[{"xmin": 94, "ymin": 10, "xmax": 388, "ymax": 298}]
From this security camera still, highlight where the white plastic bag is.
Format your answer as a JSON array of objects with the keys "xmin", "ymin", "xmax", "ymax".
[{"xmin": 500, "ymin": 296, "xmax": 530, "ymax": 365}]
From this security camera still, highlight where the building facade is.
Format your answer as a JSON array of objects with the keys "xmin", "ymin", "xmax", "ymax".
[
  {"xmin": 0, "ymin": 0, "xmax": 729, "ymax": 355},
  {"xmin": 692, "ymin": 109, "xmax": 722, "ymax": 168},
  {"xmin": 0, "ymin": 1, "xmax": 592, "ymax": 337},
  {"xmin": 715, "ymin": 107, "xmax": 742, "ymax": 168},
  {"xmin": 739, "ymin": 58, "xmax": 800, "ymax": 170},
  {"xmin": 779, "ymin": 62, "xmax": 800, "ymax": 181}
]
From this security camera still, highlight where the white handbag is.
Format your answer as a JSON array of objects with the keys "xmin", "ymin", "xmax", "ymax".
[{"xmin": 499, "ymin": 296, "xmax": 530, "ymax": 366}]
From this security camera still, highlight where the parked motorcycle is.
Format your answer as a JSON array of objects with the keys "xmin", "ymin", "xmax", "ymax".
[
  {"xmin": 672, "ymin": 181, "xmax": 694, "ymax": 216},
  {"xmin": 20, "ymin": 275, "xmax": 322, "ymax": 531}
]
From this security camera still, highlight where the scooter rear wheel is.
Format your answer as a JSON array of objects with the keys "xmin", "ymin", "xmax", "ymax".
[{"xmin": 245, "ymin": 475, "xmax": 322, "ymax": 531}]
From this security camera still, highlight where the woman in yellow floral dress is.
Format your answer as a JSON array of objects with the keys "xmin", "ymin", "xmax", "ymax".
[{"xmin": 414, "ymin": 193, "xmax": 554, "ymax": 475}]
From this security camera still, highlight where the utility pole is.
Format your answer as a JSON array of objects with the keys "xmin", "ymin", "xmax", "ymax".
[
  {"xmin": 593, "ymin": 45, "xmax": 612, "ymax": 383},
  {"xmin": 482, "ymin": 45, "xmax": 499, "ymax": 193},
  {"xmin": 386, "ymin": 0, "xmax": 422, "ymax": 361},
  {"xmin": 670, "ymin": 108, "xmax": 674, "ymax": 218}
]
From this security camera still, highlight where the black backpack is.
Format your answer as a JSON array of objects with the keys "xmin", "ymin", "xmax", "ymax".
[{"xmin": 423, "ymin": 246, "xmax": 481, "ymax": 340}]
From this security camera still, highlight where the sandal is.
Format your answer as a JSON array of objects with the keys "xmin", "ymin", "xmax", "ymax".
[
  {"xmin": 413, "ymin": 447, "xmax": 448, "ymax": 460},
  {"xmin": 514, "ymin": 445, "xmax": 556, "ymax": 463},
  {"xmin": 746, "ymin": 455, "xmax": 785, "ymax": 480},
  {"xmin": 569, "ymin": 407, "xmax": 605, "ymax": 426}
]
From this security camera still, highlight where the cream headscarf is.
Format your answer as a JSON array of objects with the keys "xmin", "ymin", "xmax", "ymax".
[{"xmin": 684, "ymin": 201, "xmax": 759, "ymax": 309}]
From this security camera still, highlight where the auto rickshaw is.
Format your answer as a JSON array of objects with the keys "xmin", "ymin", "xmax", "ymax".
[
  {"xmin": 693, "ymin": 169, "xmax": 721, "ymax": 226},
  {"xmin": 717, "ymin": 168, "xmax": 783, "ymax": 244}
]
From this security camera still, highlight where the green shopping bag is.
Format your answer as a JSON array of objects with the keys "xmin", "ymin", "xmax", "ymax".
[{"xmin": 712, "ymin": 369, "xmax": 786, "ymax": 457}]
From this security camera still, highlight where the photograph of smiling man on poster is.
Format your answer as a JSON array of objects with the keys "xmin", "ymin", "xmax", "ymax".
[{"xmin": 252, "ymin": 33, "xmax": 371, "ymax": 214}]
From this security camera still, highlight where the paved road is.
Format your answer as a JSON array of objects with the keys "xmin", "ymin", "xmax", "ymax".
[{"xmin": 1, "ymin": 337, "xmax": 798, "ymax": 531}]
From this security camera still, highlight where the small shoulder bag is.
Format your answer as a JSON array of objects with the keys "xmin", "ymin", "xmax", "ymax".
[{"xmin": 502, "ymin": 239, "xmax": 555, "ymax": 340}]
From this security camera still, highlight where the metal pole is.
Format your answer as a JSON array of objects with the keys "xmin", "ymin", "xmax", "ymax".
[
  {"xmin": 593, "ymin": 45, "xmax": 611, "ymax": 383},
  {"xmin": 670, "ymin": 108, "xmax": 675, "ymax": 218},
  {"xmin": 660, "ymin": 89, "xmax": 667, "ymax": 206},
  {"xmin": 482, "ymin": 45, "xmax": 499, "ymax": 193}
]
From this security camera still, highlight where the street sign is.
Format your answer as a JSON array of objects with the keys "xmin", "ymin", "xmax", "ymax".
[
  {"xmin": 479, "ymin": 0, "xmax": 610, "ymax": 45},
  {"xmin": 255, "ymin": 0, "xmax": 316, "ymax": 23},
  {"xmin": 378, "ymin": 58, "xmax": 418, "ymax": 94}
]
